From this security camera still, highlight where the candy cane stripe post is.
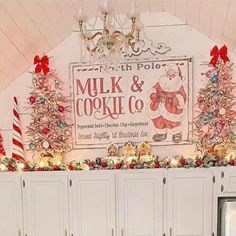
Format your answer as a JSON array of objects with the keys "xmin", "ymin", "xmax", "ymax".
[{"xmin": 12, "ymin": 97, "xmax": 25, "ymax": 161}]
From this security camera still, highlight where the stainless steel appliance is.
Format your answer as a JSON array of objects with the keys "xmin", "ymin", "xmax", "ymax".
[{"xmin": 218, "ymin": 198, "xmax": 236, "ymax": 236}]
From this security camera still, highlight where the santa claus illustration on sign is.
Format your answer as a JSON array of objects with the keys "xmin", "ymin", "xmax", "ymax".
[{"xmin": 147, "ymin": 63, "xmax": 187, "ymax": 143}]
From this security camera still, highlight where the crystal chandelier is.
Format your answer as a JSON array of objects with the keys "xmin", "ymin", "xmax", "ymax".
[{"xmin": 76, "ymin": 0, "xmax": 144, "ymax": 66}]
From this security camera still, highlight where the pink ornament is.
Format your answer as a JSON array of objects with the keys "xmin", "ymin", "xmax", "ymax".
[
  {"xmin": 199, "ymin": 104, "xmax": 205, "ymax": 111},
  {"xmin": 202, "ymin": 125, "xmax": 208, "ymax": 133},
  {"xmin": 219, "ymin": 108, "xmax": 226, "ymax": 115}
]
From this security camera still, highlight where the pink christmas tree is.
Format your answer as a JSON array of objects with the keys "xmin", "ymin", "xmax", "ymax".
[
  {"xmin": 194, "ymin": 45, "xmax": 236, "ymax": 156},
  {"xmin": 27, "ymin": 55, "xmax": 71, "ymax": 157}
]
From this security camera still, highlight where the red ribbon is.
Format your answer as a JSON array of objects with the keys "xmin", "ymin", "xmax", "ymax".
[
  {"xmin": 34, "ymin": 55, "xmax": 50, "ymax": 75},
  {"xmin": 210, "ymin": 45, "xmax": 229, "ymax": 66}
]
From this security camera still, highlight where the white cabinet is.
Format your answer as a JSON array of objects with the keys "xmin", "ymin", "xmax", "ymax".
[
  {"xmin": 167, "ymin": 169, "xmax": 213, "ymax": 236},
  {"xmin": 22, "ymin": 173, "xmax": 69, "ymax": 236},
  {"xmin": 116, "ymin": 170, "xmax": 164, "ymax": 236},
  {"xmin": 69, "ymin": 171, "xmax": 116, "ymax": 236},
  {"xmin": 219, "ymin": 167, "xmax": 236, "ymax": 194},
  {"xmin": 0, "ymin": 173, "xmax": 23, "ymax": 236}
]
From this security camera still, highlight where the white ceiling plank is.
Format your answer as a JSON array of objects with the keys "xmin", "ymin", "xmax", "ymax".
[
  {"xmin": 186, "ymin": 0, "xmax": 201, "ymax": 29},
  {"xmin": 175, "ymin": 0, "xmax": 187, "ymax": 23},
  {"xmin": 198, "ymin": 0, "xmax": 215, "ymax": 37},
  {"xmin": 149, "ymin": 0, "xmax": 164, "ymax": 12},
  {"xmin": 18, "ymin": 0, "xmax": 61, "ymax": 49},
  {"xmin": 222, "ymin": 0, "xmax": 236, "ymax": 51},
  {"xmin": 0, "ymin": 30, "xmax": 29, "ymax": 74},
  {"xmin": 0, "ymin": 50, "xmax": 22, "ymax": 80},
  {"xmin": 210, "ymin": 0, "xmax": 230, "ymax": 45},
  {"xmin": 163, "ymin": 0, "xmax": 176, "ymax": 15},
  {"xmin": 37, "ymin": 1, "xmax": 68, "ymax": 41},
  {"xmin": 0, "ymin": 5, "xmax": 36, "ymax": 63},
  {"xmin": 56, "ymin": 0, "xmax": 76, "ymax": 33},
  {"xmin": 0, "ymin": 0, "xmax": 50, "ymax": 53}
]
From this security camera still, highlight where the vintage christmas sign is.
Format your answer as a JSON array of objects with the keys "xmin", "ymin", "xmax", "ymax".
[{"xmin": 70, "ymin": 58, "xmax": 193, "ymax": 148}]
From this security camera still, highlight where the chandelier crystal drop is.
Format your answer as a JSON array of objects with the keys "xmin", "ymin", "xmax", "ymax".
[{"xmin": 76, "ymin": 0, "xmax": 144, "ymax": 67}]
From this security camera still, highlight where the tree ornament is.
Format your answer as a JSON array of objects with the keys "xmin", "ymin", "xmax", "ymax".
[
  {"xmin": 101, "ymin": 161, "xmax": 108, "ymax": 168},
  {"xmin": 29, "ymin": 143, "xmax": 35, "ymax": 150},
  {"xmin": 58, "ymin": 106, "xmax": 65, "ymax": 113},
  {"xmin": 42, "ymin": 141, "xmax": 50, "ymax": 149},
  {"xmin": 59, "ymin": 122, "xmax": 65, "ymax": 129},
  {"xmin": 29, "ymin": 96, "xmax": 36, "ymax": 104},
  {"xmin": 115, "ymin": 163, "xmax": 122, "ymax": 169},
  {"xmin": 42, "ymin": 128, "xmax": 50, "ymax": 135},
  {"xmin": 211, "ymin": 75, "xmax": 218, "ymax": 83},
  {"xmin": 195, "ymin": 159, "xmax": 203, "ymax": 167},
  {"xmin": 207, "ymin": 112, "xmax": 214, "ymax": 120},
  {"xmin": 39, "ymin": 97, "xmax": 46, "ymax": 104}
]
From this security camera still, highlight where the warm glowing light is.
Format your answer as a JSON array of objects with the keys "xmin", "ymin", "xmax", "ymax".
[
  {"xmin": 39, "ymin": 161, "xmax": 45, "ymax": 168},
  {"xmin": 0, "ymin": 164, "xmax": 6, "ymax": 171},
  {"xmin": 171, "ymin": 159, "xmax": 178, "ymax": 167},
  {"xmin": 56, "ymin": 161, "xmax": 61, "ymax": 166},
  {"xmin": 17, "ymin": 163, "xmax": 25, "ymax": 171}
]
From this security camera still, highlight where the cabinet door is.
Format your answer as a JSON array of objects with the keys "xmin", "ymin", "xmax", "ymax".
[
  {"xmin": 0, "ymin": 174, "xmax": 23, "ymax": 236},
  {"xmin": 22, "ymin": 173, "xmax": 69, "ymax": 236},
  {"xmin": 117, "ymin": 171, "xmax": 164, "ymax": 236},
  {"xmin": 167, "ymin": 169, "xmax": 213, "ymax": 236},
  {"xmin": 69, "ymin": 172, "xmax": 115, "ymax": 236},
  {"xmin": 221, "ymin": 167, "xmax": 236, "ymax": 194}
]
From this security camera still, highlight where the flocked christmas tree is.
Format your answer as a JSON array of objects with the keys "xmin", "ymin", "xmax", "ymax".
[
  {"xmin": 194, "ymin": 45, "xmax": 236, "ymax": 157},
  {"xmin": 27, "ymin": 55, "xmax": 71, "ymax": 158}
]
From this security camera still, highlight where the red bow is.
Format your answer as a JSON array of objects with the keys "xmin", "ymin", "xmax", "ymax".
[
  {"xmin": 210, "ymin": 45, "xmax": 229, "ymax": 66},
  {"xmin": 34, "ymin": 55, "xmax": 50, "ymax": 75}
]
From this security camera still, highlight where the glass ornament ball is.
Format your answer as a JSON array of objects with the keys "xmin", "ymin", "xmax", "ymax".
[
  {"xmin": 57, "ymin": 92, "xmax": 62, "ymax": 98},
  {"xmin": 58, "ymin": 106, "xmax": 65, "ymax": 113},
  {"xmin": 29, "ymin": 143, "xmax": 35, "ymax": 150},
  {"xmin": 65, "ymin": 130, "xmax": 70, "ymax": 136},
  {"xmin": 59, "ymin": 122, "xmax": 65, "ymax": 129},
  {"xmin": 29, "ymin": 96, "xmax": 36, "ymax": 104},
  {"xmin": 219, "ymin": 108, "xmax": 226, "ymax": 115},
  {"xmin": 42, "ymin": 128, "xmax": 50, "ymax": 135},
  {"xmin": 34, "ymin": 133, "xmax": 40, "ymax": 139},
  {"xmin": 211, "ymin": 75, "xmax": 218, "ymax": 83},
  {"xmin": 55, "ymin": 80, "xmax": 61, "ymax": 85},
  {"xmin": 207, "ymin": 112, "xmax": 214, "ymax": 120},
  {"xmin": 39, "ymin": 97, "xmax": 46, "ymax": 104},
  {"xmin": 42, "ymin": 141, "xmax": 50, "ymax": 149}
]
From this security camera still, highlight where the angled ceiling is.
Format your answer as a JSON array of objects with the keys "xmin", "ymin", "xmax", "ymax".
[{"xmin": 0, "ymin": 0, "xmax": 235, "ymax": 90}]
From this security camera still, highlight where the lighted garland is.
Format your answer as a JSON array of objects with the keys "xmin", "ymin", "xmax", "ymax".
[{"xmin": 0, "ymin": 153, "xmax": 235, "ymax": 172}]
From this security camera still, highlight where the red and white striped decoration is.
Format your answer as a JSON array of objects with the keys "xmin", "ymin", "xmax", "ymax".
[{"xmin": 12, "ymin": 97, "xmax": 25, "ymax": 161}]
